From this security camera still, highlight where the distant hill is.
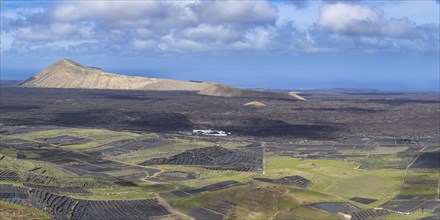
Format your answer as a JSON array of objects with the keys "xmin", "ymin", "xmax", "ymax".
[
  {"xmin": 20, "ymin": 59, "xmax": 305, "ymax": 100},
  {"xmin": 244, "ymin": 101, "xmax": 267, "ymax": 107}
]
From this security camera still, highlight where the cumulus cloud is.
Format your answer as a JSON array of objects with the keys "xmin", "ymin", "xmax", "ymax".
[
  {"xmin": 196, "ymin": 1, "xmax": 278, "ymax": 25},
  {"xmin": 2, "ymin": 0, "xmax": 280, "ymax": 54},
  {"xmin": 318, "ymin": 3, "xmax": 416, "ymax": 37},
  {"xmin": 1, "ymin": 0, "xmax": 438, "ymax": 55},
  {"xmin": 180, "ymin": 24, "xmax": 241, "ymax": 42},
  {"xmin": 50, "ymin": 0, "xmax": 277, "ymax": 29}
]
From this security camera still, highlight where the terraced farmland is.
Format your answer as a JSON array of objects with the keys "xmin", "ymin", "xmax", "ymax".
[
  {"xmin": 87, "ymin": 138, "xmax": 174, "ymax": 156},
  {"xmin": 1, "ymin": 121, "xmax": 439, "ymax": 219},
  {"xmin": 253, "ymin": 175, "xmax": 312, "ymax": 188},
  {"xmin": 24, "ymin": 183, "xmax": 91, "ymax": 195},
  {"xmin": 351, "ymin": 208, "xmax": 390, "ymax": 220},
  {"xmin": 28, "ymin": 189, "xmax": 171, "ymax": 220},
  {"xmin": 0, "ymin": 185, "xmax": 30, "ymax": 205},
  {"xmin": 139, "ymin": 146, "xmax": 263, "ymax": 171},
  {"xmin": 36, "ymin": 135, "xmax": 90, "ymax": 146},
  {"xmin": 0, "ymin": 170, "xmax": 21, "ymax": 182}
]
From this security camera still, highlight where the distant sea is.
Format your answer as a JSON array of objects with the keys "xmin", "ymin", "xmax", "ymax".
[
  {"xmin": 0, "ymin": 80, "xmax": 21, "ymax": 85},
  {"xmin": 1, "ymin": 67, "xmax": 439, "ymax": 92}
]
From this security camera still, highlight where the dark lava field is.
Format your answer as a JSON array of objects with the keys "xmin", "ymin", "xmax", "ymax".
[{"xmin": 1, "ymin": 85, "xmax": 439, "ymax": 140}]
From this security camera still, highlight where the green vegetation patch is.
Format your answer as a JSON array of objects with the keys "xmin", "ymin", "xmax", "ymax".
[
  {"xmin": 265, "ymin": 156, "xmax": 404, "ymax": 205},
  {"xmin": 398, "ymin": 169, "xmax": 439, "ymax": 200},
  {"xmin": 171, "ymin": 183, "xmax": 300, "ymax": 220},
  {"xmin": 111, "ymin": 139, "xmax": 214, "ymax": 164},
  {"xmin": 8, "ymin": 128, "xmax": 144, "ymax": 150},
  {"xmin": 360, "ymin": 154, "xmax": 413, "ymax": 169},
  {"xmin": 374, "ymin": 146, "xmax": 410, "ymax": 154},
  {"xmin": 0, "ymin": 201, "xmax": 51, "ymax": 220},
  {"xmin": 275, "ymin": 206, "xmax": 340, "ymax": 220}
]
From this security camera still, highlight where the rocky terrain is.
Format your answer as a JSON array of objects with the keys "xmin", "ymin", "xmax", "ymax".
[{"xmin": 1, "ymin": 85, "xmax": 439, "ymax": 140}]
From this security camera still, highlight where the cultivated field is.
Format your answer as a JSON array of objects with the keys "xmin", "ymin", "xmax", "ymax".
[{"xmin": 0, "ymin": 86, "xmax": 439, "ymax": 219}]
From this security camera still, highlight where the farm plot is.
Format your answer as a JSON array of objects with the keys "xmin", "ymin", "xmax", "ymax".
[
  {"xmin": 253, "ymin": 175, "xmax": 312, "ymax": 189},
  {"xmin": 360, "ymin": 153, "xmax": 414, "ymax": 169},
  {"xmin": 113, "ymin": 180, "xmax": 138, "ymax": 187},
  {"xmin": 310, "ymin": 202, "xmax": 360, "ymax": 214},
  {"xmin": 339, "ymin": 137, "xmax": 370, "ymax": 145},
  {"xmin": 29, "ymin": 189, "xmax": 93, "ymax": 219},
  {"xmin": 85, "ymin": 199, "xmax": 170, "ymax": 219},
  {"xmin": 410, "ymin": 151, "xmax": 440, "ymax": 169},
  {"xmin": 287, "ymin": 145, "xmax": 335, "ymax": 151},
  {"xmin": 353, "ymin": 144, "xmax": 377, "ymax": 151},
  {"xmin": 350, "ymin": 197, "xmax": 377, "ymax": 204},
  {"xmin": 169, "ymin": 190, "xmax": 191, "ymax": 198},
  {"xmin": 5, "ymin": 127, "xmax": 144, "ymax": 151},
  {"xmin": 29, "ymin": 189, "xmax": 171, "ymax": 219},
  {"xmin": 86, "ymin": 159, "xmax": 124, "ymax": 167},
  {"xmin": 395, "ymin": 139, "xmax": 417, "ymax": 144},
  {"xmin": 0, "ymin": 184, "xmax": 30, "ymax": 205},
  {"xmin": 205, "ymin": 200, "xmax": 237, "ymax": 215},
  {"xmin": 36, "ymin": 135, "xmax": 90, "ymax": 146},
  {"xmin": 396, "ymin": 169, "xmax": 439, "ymax": 200},
  {"xmin": 0, "ymin": 125, "xmax": 63, "ymax": 135},
  {"xmin": 25, "ymin": 173, "xmax": 56, "ymax": 185},
  {"xmin": 0, "ymin": 138, "xmax": 43, "ymax": 149},
  {"xmin": 267, "ymin": 145, "xmax": 335, "ymax": 153},
  {"xmin": 24, "ymin": 183, "xmax": 91, "ymax": 195},
  {"xmin": 88, "ymin": 138, "xmax": 174, "ymax": 156},
  {"xmin": 371, "ymin": 138, "xmax": 397, "ymax": 145},
  {"xmin": 422, "ymin": 146, "xmax": 440, "ymax": 152},
  {"xmin": 420, "ymin": 201, "xmax": 440, "ymax": 210},
  {"xmin": 58, "ymin": 160, "xmax": 154, "ymax": 186},
  {"xmin": 332, "ymin": 144, "xmax": 358, "ymax": 150},
  {"xmin": 139, "ymin": 146, "xmax": 263, "ymax": 172},
  {"xmin": 63, "ymin": 162, "xmax": 110, "ymax": 173},
  {"xmin": 350, "ymin": 208, "xmax": 390, "ymax": 220},
  {"xmin": 146, "ymin": 171, "xmax": 199, "ymax": 182},
  {"xmin": 16, "ymin": 147, "xmax": 79, "ymax": 165},
  {"xmin": 178, "ymin": 180, "xmax": 241, "ymax": 195},
  {"xmin": 189, "ymin": 200, "xmax": 237, "ymax": 220},
  {"xmin": 427, "ymin": 206, "xmax": 440, "ymax": 218},
  {"xmin": 0, "ymin": 169, "xmax": 21, "ymax": 182},
  {"xmin": 114, "ymin": 170, "xmax": 151, "ymax": 182},
  {"xmin": 62, "ymin": 151, "xmax": 99, "ymax": 162},
  {"xmin": 189, "ymin": 207, "xmax": 223, "ymax": 220},
  {"xmin": 60, "ymin": 163, "xmax": 116, "ymax": 177},
  {"xmin": 373, "ymin": 146, "xmax": 409, "ymax": 154},
  {"xmin": 381, "ymin": 200, "xmax": 426, "ymax": 213},
  {"xmin": 267, "ymin": 144, "xmax": 363, "ymax": 160}
]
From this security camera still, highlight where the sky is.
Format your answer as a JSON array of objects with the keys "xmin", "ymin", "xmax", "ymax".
[{"xmin": 1, "ymin": 0, "xmax": 439, "ymax": 91}]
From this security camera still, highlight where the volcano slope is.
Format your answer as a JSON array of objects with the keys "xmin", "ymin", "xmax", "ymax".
[{"xmin": 20, "ymin": 59, "xmax": 304, "ymax": 100}]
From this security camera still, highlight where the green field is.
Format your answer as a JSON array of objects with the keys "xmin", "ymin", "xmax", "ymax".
[
  {"xmin": 1, "ymin": 126, "xmax": 438, "ymax": 219},
  {"xmin": 0, "ymin": 201, "xmax": 50, "ymax": 220}
]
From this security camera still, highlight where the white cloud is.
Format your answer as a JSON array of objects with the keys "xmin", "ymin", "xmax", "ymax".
[
  {"xmin": 318, "ymin": 3, "xmax": 416, "ymax": 37},
  {"xmin": 1, "ymin": 0, "xmax": 438, "ymax": 55},
  {"xmin": 159, "ymin": 33, "xmax": 207, "ymax": 52},
  {"xmin": 50, "ymin": 0, "xmax": 277, "ymax": 28},
  {"xmin": 52, "ymin": 1, "xmax": 161, "ymax": 22},
  {"xmin": 195, "ymin": 0, "xmax": 278, "ymax": 25},
  {"xmin": 237, "ymin": 26, "xmax": 277, "ymax": 50},
  {"xmin": 132, "ymin": 39, "xmax": 156, "ymax": 50},
  {"xmin": 15, "ymin": 22, "xmax": 78, "ymax": 41},
  {"xmin": 180, "ymin": 24, "xmax": 240, "ymax": 42}
]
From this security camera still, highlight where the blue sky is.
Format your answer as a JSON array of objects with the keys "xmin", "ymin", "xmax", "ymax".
[{"xmin": 1, "ymin": 0, "xmax": 439, "ymax": 91}]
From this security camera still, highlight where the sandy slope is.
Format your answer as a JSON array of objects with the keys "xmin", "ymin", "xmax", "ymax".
[{"xmin": 21, "ymin": 59, "xmax": 305, "ymax": 100}]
